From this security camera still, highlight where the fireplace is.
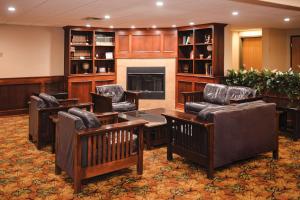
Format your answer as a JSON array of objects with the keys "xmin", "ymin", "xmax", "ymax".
[{"xmin": 127, "ymin": 67, "xmax": 165, "ymax": 99}]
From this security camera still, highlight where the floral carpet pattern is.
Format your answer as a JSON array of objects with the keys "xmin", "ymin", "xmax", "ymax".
[{"xmin": 0, "ymin": 115, "xmax": 299, "ymax": 200}]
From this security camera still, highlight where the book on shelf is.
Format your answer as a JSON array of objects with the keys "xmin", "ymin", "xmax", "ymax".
[
  {"xmin": 105, "ymin": 52, "xmax": 113, "ymax": 59},
  {"xmin": 182, "ymin": 35, "xmax": 193, "ymax": 45},
  {"xmin": 71, "ymin": 35, "xmax": 90, "ymax": 45},
  {"xmin": 96, "ymin": 34, "xmax": 114, "ymax": 46}
]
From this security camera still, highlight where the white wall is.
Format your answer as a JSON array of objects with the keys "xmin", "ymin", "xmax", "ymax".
[{"xmin": 0, "ymin": 24, "xmax": 64, "ymax": 78}]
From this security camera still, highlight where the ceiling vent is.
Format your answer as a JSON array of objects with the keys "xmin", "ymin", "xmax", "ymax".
[{"xmin": 82, "ymin": 17, "xmax": 103, "ymax": 21}]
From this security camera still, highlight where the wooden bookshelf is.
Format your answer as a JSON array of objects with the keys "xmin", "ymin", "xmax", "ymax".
[
  {"xmin": 64, "ymin": 26, "xmax": 116, "ymax": 102},
  {"xmin": 176, "ymin": 23, "xmax": 226, "ymax": 109}
]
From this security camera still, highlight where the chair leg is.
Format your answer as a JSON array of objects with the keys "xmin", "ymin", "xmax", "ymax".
[
  {"xmin": 74, "ymin": 177, "xmax": 82, "ymax": 193},
  {"xmin": 273, "ymin": 149, "xmax": 279, "ymax": 160},
  {"xmin": 55, "ymin": 164, "xmax": 62, "ymax": 175}
]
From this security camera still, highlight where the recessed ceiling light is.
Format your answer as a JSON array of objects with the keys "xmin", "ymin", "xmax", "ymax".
[
  {"xmin": 131, "ymin": 25, "xmax": 135, "ymax": 29},
  {"xmin": 189, "ymin": 22, "xmax": 195, "ymax": 26},
  {"xmin": 232, "ymin": 11, "xmax": 239, "ymax": 16},
  {"xmin": 156, "ymin": 1, "xmax": 164, "ymax": 7},
  {"xmin": 104, "ymin": 15, "xmax": 110, "ymax": 19},
  {"xmin": 284, "ymin": 17, "xmax": 290, "ymax": 22},
  {"xmin": 86, "ymin": 24, "xmax": 91, "ymax": 27},
  {"xmin": 152, "ymin": 25, "xmax": 157, "ymax": 29},
  {"xmin": 8, "ymin": 6, "xmax": 16, "ymax": 12},
  {"xmin": 109, "ymin": 25, "xmax": 114, "ymax": 29},
  {"xmin": 172, "ymin": 24, "xmax": 177, "ymax": 28}
]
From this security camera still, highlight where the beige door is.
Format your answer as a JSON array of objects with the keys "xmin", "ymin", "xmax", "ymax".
[
  {"xmin": 242, "ymin": 37, "xmax": 263, "ymax": 70},
  {"xmin": 291, "ymin": 36, "xmax": 300, "ymax": 72}
]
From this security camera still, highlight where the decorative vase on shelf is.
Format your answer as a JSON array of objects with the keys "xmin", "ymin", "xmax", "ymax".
[
  {"xmin": 82, "ymin": 63, "xmax": 90, "ymax": 74},
  {"xmin": 183, "ymin": 64, "xmax": 189, "ymax": 73}
]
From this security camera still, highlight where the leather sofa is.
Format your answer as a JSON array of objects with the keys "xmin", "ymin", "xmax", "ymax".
[
  {"xmin": 55, "ymin": 108, "xmax": 146, "ymax": 193},
  {"xmin": 91, "ymin": 84, "xmax": 139, "ymax": 113},
  {"xmin": 183, "ymin": 83, "xmax": 259, "ymax": 114},
  {"xmin": 196, "ymin": 100, "xmax": 278, "ymax": 169},
  {"xmin": 29, "ymin": 93, "xmax": 91, "ymax": 149}
]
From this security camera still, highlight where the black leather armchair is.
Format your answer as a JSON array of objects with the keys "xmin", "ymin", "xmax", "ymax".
[{"xmin": 91, "ymin": 84, "xmax": 139, "ymax": 113}]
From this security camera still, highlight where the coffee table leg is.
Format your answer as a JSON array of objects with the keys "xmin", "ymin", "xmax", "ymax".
[{"xmin": 167, "ymin": 119, "xmax": 173, "ymax": 161}]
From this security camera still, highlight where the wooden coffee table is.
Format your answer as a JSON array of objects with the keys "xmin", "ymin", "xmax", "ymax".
[{"xmin": 118, "ymin": 108, "xmax": 167, "ymax": 150}]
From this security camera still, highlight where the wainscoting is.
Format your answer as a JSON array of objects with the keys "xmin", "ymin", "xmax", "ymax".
[{"xmin": 0, "ymin": 76, "xmax": 65, "ymax": 115}]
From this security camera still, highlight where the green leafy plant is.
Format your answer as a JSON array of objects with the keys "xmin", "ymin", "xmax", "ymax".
[{"xmin": 225, "ymin": 68, "xmax": 300, "ymax": 101}]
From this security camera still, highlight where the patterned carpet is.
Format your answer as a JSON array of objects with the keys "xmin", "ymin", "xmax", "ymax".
[{"xmin": 0, "ymin": 115, "xmax": 299, "ymax": 200}]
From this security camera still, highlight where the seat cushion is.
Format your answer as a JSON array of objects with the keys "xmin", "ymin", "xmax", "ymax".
[
  {"xmin": 96, "ymin": 84, "xmax": 125, "ymax": 103},
  {"xmin": 203, "ymin": 83, "xmax": 228, "ymax": 105},
  {"xmin": 39, "ymin": 93, "xmax": 60, "ymax": 107},
  {"xmin": 68, "ymin": 107, "xmax": 101, "ymax": 128},
  {"xmin": 225, "ymin": 86, "xmax": 257, "ymax": 103},
  {"xmin": 185, "ymin": 102, "xmax": 222, "ymax": 114},
  {"xmin": 112, "ymin": 101, "xmax": 136, "ymax": 112}
]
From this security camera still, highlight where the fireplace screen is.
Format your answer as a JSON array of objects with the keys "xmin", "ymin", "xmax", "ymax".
[{"xmin": 127, "ymin": 67, "xmax": 165, "ymax": 99}]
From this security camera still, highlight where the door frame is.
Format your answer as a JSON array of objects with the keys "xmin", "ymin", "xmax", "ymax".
[{"xmin": 290, "ymin": 35, "xmax": 300, "ymax": 69}]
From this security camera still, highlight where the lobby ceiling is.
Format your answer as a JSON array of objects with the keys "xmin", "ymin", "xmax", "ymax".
[{"xmin": 0, "ymin": 0, "xmax": 299, "ymax": 28}]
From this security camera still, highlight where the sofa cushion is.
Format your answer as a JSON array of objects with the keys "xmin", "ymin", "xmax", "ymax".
[
  {"xmin": 68, "ymin": 107, "xmax": 101, "ymax": 128},
  {"xmin": 96, "ymin": 84, "xmax": 124, "ymax": 103},
  {"xmin": 203, "ymin": 84, "xmax": 228, "ymax": 105},
  {"xmin": 225, "ymin": 86, "xmax": 257, "ymax": 103},
  {"xmin": 185, "ymin": 102, "xmax": 223, "ymax": 114},
  {"xmin": 39, "ymin": 93, "xmax": 60, "ymax": 107},
  {"xmin": 112, "ymin": 101, "xmax": 136, "ymax": 112}
]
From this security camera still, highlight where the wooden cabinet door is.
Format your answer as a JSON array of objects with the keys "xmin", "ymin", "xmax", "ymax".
[
  {"xmin": 70, "ymin": 81, "xmax": 92, "ymax": 103},
  {"xmin": 291, "ymin": 36, "xmax": 300, "ymax": 72}
]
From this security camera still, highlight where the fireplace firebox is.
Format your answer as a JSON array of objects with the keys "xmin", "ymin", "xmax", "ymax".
[{"xmin": 127, "ymin": 67, "xmax": 165, "ymax": 99}]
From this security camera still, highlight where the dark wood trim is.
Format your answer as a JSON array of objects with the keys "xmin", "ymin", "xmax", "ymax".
[
  {"xmin": 230, "ymin": 0, "xmax": 300, "ymax": 11},
  {"xmin": 0, "ymin": 76, "xmax": 65, "ymax": 116}
]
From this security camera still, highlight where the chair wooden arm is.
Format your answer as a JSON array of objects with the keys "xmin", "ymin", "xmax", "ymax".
[
  {"xmin": 76, "ymin": 119, "xmax": 147, "ymax": 137},
  {"xmin": 90, "ymin": 92, "xmax": 113, "ymax": 113},
  {"xmin": 229, "ymin": 96, "xmax": 264, "ymax": 104},
  {"xmin": 58, "ymin": 98, "xmax": 79, "ymax": 106},
  {"xmin": 124, "ymin": 91, "xmax": 140, "ymax": 110},
  {"xmin": 94, "ymin": 112, "xmax": 119, "ymax": 124},
  {"xmin": 39, "ymin": 103, "xmax": 93, "ymax": 114},
  {"xmin": 181, "ymin": 91, "xmax": 204, "ymax": 105}
]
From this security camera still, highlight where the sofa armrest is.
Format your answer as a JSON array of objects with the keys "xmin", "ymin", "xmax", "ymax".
[
  {"xmin": 39, "ymin": 103, "xmax": 93, "ymax": 114},
  {"xmin": 124, "ymin": 91, "xmax": 140, "ymax": 110},
  {"xmin": 229, "ymin": 96, "xmax": 264, "ymax": 104},
  {"xmin": 181, "ymin": 91, "xmax": 204, "ymax": 104},
  {"xmin": 90, "ymin": 92, "xmax": 113, "ymax": 113}
]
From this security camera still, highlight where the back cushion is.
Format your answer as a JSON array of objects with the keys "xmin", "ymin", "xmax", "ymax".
[
  {"xmin": 203, "ymin": 84, "xmax": 228, "ymax": 105},
  {"xmin": 68, "ymin": 107, "xmax": 101, "ymax": 128},
  {"xmin": 31, "ymin": 95, "xmax": 47, "ymax": 109},
  {"xmin": 39, "ymin": 93, "xmax": 60, "ymax": 107},
  {"xmin": 225, "ymin": 86, "xmax": 256, "ymax": 103},
  {"xmin": 96, "ymin": 84, "xmax": 124, "ymax": 103}
]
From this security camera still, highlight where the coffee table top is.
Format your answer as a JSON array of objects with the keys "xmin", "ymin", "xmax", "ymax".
[{"xmin": 118, "ymin": 108, "xmax": 167, "ymax": 128}]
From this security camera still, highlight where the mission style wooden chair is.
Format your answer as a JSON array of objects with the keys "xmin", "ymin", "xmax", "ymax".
[
  {"xmin": 29, "ymin": 93, "xmax": 92, "ymax": 149},
  {"xmin": 55, "ymin": 108, "xmax": 147, "ymax": 193}
]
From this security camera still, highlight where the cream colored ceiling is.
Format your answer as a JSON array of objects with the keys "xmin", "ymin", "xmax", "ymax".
[{"xmin": 0, "ymin": 0, "xmax": 299, "ymax": 28}]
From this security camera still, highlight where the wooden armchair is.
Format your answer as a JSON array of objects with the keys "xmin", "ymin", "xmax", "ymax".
[
  {"xmin": 29, "ymin": 94, "xmax": 92, "ymax": 149},
  {"xmin": 91, "ymin": 84, "xmax": 139, "ymax": 113},
  {"xmin": 55, "ymin": 109, "xmax": 146, "ymax": 193}
]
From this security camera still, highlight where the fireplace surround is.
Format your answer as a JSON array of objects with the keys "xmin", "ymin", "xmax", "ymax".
[{"xmin": 127, "ymin": 67, "xmax": 165, "ymax": 99}]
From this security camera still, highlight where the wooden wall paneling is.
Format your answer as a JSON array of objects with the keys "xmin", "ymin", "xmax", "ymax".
[
  {"xmin": 115, "ymin": 29, "xmax": 177, "ymax": 58},
  {"xmin": 69, "ymin": 81, "xmax": 92, "ymax": 103},
  {"xmin": 0, "ymin": 76, "xmax": 65, "ymax": 115},
  {"xmin": 177, "ymin": 81, "xmax": 193, "ymax": 104},
  {"xmin": 291, "ymin": 36, "xmax": 300, "ymax": 72},
  {"xmin": 242, "ymin": 37, "xmax": 263, "ymax": 70}
]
